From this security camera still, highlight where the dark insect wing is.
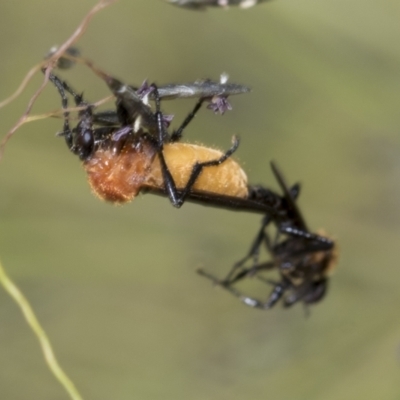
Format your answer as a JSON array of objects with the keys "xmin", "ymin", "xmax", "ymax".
[
  {"xmin": 270, "ymin": 161, "xmax": 309, "ymax": 232},
  {"xmin": 101, "ymin": 75, "xmax": 157, "ymax": 130},
  {"xmin": 94, "ymin": 71, "xmax": 250, "ymax": 131},
  {"xmin": 92, "ymin": 110, "xmax": 121, "ymax": 126}
]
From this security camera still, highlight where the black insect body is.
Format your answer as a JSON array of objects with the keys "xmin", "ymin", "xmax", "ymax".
[
  {"xmin": 198, "ymin": 162, "xmax": 337, "ymax": 310},
  {"xmin": 47, "ymin": 72, "xmax": 337, "ymax": 310},
  {"xmin": 47, "ymin": 72, "xmax": 253, "ymax": 206},
  {"xmin": 47, "ymin": 72, "xmax": 334, "ymax": 226}
]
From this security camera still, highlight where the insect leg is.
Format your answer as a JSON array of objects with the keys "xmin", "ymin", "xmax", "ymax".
[
  {"xmin": 223, "ymin": 179, "xmax": 301, "ymax": 282},
  {"xmin": 279, "ymin": 226, "xmax": 334, "ymax": 251},
  {"xmin": 152, "ymin": 84, "xmax": 240, "ymax": 208},
  {"xmin": 47, "ymin": 72, "xmax": 74, "ymax": 151},
  {"xmin": 197, "ymin": 268, "xmax": 287, "ymax": 310},
  {"xmin": 162, "ymin": 136, "xmax": 240, "ymax": 208},
  {"xmin": 225, "ymin": 260, "xmax": 276, "ymax": 285},
  {"xmin": 47, "ymin": 72, "xmax": 116, "ymax": 160},
  {"xmin": 170, "ymin": 98, "xmax": 206, "ymax": 142},
  {"xmin": 223, "ymin": 215, "xmax": 272, "ymax": 282}
]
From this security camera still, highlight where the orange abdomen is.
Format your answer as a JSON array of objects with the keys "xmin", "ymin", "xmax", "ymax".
[
  {"xmin": 146, "ymin": 143, "xmax": 249, "ymax": 198},
  {"xmin": 84, "ymin": 141, "xmax": 248, "ymax": 203}
]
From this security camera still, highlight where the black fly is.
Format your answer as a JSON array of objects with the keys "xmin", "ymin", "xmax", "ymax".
[{"xmin": 198, "ymin": 162, "xmax": 337, "ymax": 310}]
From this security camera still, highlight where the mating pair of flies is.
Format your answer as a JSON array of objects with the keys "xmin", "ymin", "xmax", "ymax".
[{"xmin": 46, "ymin": 63, "xmax": 337, "ymax": 311}]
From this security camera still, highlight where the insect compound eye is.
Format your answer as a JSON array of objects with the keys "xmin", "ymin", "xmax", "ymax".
[{"xmin": 75, "ymin": 129, "xmax": 94, "ymax": 160}]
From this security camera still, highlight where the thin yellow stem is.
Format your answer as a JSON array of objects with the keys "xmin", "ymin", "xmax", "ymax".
[{"xmin": 0, "ymin": 259, "xmax": 84, "ymax": 400}]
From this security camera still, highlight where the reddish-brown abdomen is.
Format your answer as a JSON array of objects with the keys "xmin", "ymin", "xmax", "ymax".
[{"xmin": 84, "ymin": 141, "xmax": 156, "ymax": 203}]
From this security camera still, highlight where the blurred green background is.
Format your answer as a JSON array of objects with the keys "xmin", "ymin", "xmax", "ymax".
[{"xmin": 1, "ymin": 1, "xmax": 400, "ymax": 399}]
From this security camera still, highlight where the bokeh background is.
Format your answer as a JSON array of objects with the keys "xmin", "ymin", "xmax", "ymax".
[{"xmin": 1, "ymin": 1, "xmax": 400, "ymax": 399}]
